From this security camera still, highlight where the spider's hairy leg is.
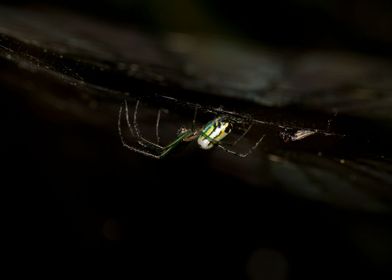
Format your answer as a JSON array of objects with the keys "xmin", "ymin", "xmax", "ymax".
[
  {"xmin": 119, "ymin": 103, "xmax": 195, "ymax": 158},
  {"xmin": 155, "ymin": 130, "xmax": 196, "ymax": 158},
  {"xmin": 220, "ymin": 122, "xmax": 253, "ymax": 147},
  {"xmin": 124, "ymin": 99, "xmax": 135, "ymax": 137},
  {"xmin": 192, "ymin": 104, "xmax": 200, "ymax": 130},
  {"xmin": 217, "ymin": 134, "xmax": 265, "ymax": 158},
  {"xmin": 131, "ymin": 99, "xmax": 165, "ymax": 150},
  {"xmin": 118, "ymin": 103, "xmax": 162, "ymax": 159},
  {"xmin": 156, "ymin": 108, "xmax": 161, "ymax": 145}
]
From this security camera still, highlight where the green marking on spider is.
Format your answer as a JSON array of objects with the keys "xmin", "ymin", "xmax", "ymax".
[{"xmin": 118, "ymin": 99, "xmax": 264, "ymax": 159}]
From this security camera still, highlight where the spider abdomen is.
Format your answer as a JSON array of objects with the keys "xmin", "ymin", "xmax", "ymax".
[{"xmin": 197, "ymin": 118, "xmax": 232, "ymax": 150}]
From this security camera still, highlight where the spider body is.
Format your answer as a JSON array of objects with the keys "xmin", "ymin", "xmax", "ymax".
[
  {"xmin": 197, "ymin": 118, "xmax": 232, "ymax": 150},
  {"xmin": 118, "ymin": 99, "xmax": 264, "ymax": 159}
]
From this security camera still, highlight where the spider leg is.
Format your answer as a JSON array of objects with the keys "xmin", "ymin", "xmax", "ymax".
[
  {"xmin": 118, "ymin": 104, "xmax": 163, "ymax": 159},
  {"xmin": 217, "ymin": 134, "xmax": 265, "ymax": 158},
  {"xmin": 221, "ymin": 123, "xmax": 253, "ymax": 147},
  {"xmin": 124, "ymin": 99, "xmax": 155, "ymax": 149},
  {"xmin": 192, "ymin": 104, "xmax": 199, "ymax": 130},
  {"xmin": 156, "ymin": 108, "xmax": 161, "ymax": 145},
  {"xmin": 132, "ymin": 99, "xmax": 165, "ymax": 150},
  {"xmin": 123, "ymin": 99, "xmax": 135, "ymax": 137},
  {"xmin": 119, "ymin": 104, "xmax": 194, "ymax": 158}
]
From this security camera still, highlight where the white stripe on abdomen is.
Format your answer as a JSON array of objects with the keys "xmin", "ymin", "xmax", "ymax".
[{"xmin": 197, "ymin": 125, "xmax": 227, "ymax": 150}]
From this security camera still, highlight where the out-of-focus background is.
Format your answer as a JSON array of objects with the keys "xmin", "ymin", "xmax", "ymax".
[
  {"xmin": 5, "ymin": 0, "xmax": 392, "ymax": 52},
  {"xmin": 2, "ymin": 0, "xmax": 392, "ymax": 278}
]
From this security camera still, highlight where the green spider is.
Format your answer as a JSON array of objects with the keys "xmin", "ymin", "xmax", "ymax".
[{"xmin": 118, "ymin": 99, "xmax": 264, "ymax": 159}]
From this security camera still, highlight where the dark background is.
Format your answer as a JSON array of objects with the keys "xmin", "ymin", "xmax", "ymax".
[
  {"xmin": 5, "ymin": 0, "xmax": 392, "ymax": 53},
  {"xmin": 2, "ymin": 1, "xmax": 392, "ymax": 279}
]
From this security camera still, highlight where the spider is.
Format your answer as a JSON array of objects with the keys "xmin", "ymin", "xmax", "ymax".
[{"xmin": 118, "ymin": 99, "xmax": 264, "ymax": 159}]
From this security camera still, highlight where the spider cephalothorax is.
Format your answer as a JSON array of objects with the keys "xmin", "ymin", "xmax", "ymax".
[{"xmin": 118, "ymin": 99, "xmax": 264, "ymax": 159}]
